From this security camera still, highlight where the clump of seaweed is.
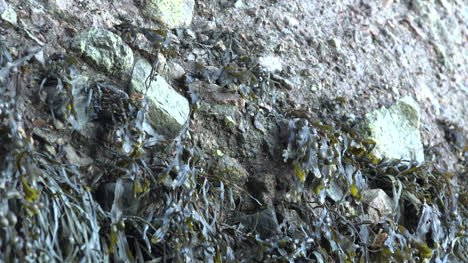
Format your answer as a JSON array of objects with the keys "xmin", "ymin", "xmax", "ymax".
[{"xmin": 279, "ymin": 110, "xmax": 467, "ymax": 261}]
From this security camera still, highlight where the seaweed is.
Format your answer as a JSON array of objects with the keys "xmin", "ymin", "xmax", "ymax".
[
  {"xmin": 0, "ymin": 19, "xmax": 466, "ymax": 263},
  {"xmin": 278, "ymin": 111, "xmax": 467, "ymax": 262}
]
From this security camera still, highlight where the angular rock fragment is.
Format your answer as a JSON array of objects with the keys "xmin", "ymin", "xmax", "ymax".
[
  {"xmin": 362, "ymin": 189, "xmax": 394, "ymax": 223},
  {"xmin": 258, "ymin": 54, "xmax": 283, "ymax": 73},
  {"xmin": 0, "ymin": 6, "xmax": 17, "ymax": 26},
  {"xmin": 130, "ymin": 58, "xmax": 190, "ymax": 137},
  {"xmin": 71, "ymin": 28, "xmax": 134, "ymax": 75},
  {"xmin": 143, "ymin": 0, "xmax": 195, "ymax": 29},
  {"xmin": 360, "ymin": 96, "xmax": 424, "ymax": 163}
]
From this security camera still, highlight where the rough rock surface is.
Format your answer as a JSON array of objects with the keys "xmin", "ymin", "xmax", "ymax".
[
  {"xmin": 143, "ymin": 0, "xmax": 195, "ymax": 29},
  {"xmin": 360, "ymin": 96, "xmax": 425, "ymax": 164},
  {"xmin": 229, "ymin": 208, "xmax": 279, "ymax": 238},
  {"xmin": 130, "ymin": 58, "xmax": 190, "ymax": 137},
  {"xmin": 212, "ymin": 155, "xmax": 249, "ymax": 195},
  {"xmin": 71, "ymin": 28, "xmax": 134, "ymax": 75},
  {"xmin": 248, "ymin": 173, "xmax": 276, "ymax": 207}
]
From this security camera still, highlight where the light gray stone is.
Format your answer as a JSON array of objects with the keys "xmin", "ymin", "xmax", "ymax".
[
  {"xmin": 63, "ymin": 144, "xmax": 93, "ymax": 167},
  {"xmin": 130, "ymin": 58, "xmax": 189, "ymax": 137},
  {"xmin": 258, "ymin": 55, "xmax": 283, "ymax": 73},
  {"xmin": 71, "ymin": 28, "xmax": 134, "ymax": 75},
  {"xmin": 0, "ymin": 0, "xmax": 7, "ymax": 14},
  {"xmin": 362, "ymin": 189, "xmax": 394, "ymax": 223},
  {"xmin": 234, "ymin": 0, "xmax": 246, "ymax": 9},
  {"xmin": 1, "ymin": 6, "xmax": 17, "ymax": 26},
  {"xmin": 360, "ymin": 96, "xmax": 424, "ymax": 163},
  {"xmin": 168, "ymin": 61, "xmax": 185, "ymax": 80},
  {"xmin": 47, "ymin": 0, "xmax": 71, "ymax": 11},
  {"xmin": 143, "ymin": 0, "xmax": 195, "ymax": 29}
]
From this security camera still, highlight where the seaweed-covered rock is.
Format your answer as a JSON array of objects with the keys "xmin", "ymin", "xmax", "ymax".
[
  {"xmin": 248, "ymin": 173, "xmax": 276, "ymax": 207},
  {"xmin": 362, "ymin": 189, "xmax": 394, "ymax": 223},
  {"xmin": 360, "ymin": 96, "xmax": 424, "ymax": 163},
  {"xmin": 70, "ymin": 28, "xmax": 134, "ymax": 75},
  {"xmin": 130, "ymin": 58, "xmax": 190, "ymax": 137},
  {"xmin": 229, "ymin": 208, "xmax": 279, "ymax": 238},
  {"xmin": 143, "ymin": 0, "xmax": 195, "ymax": 29},
  {"xmin": 95, "ymin": 180, "xmax": 145, "ymax": 216},
  {"xmin": 212, "ymin": 155, "xmax": 249, "ymax": 195}
]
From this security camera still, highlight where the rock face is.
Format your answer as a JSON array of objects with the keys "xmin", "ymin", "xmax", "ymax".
[
  {"xmin": 360, "ymin": 96, "xmax": 424, "ymax": 164},
  {"xmin": 143, "ymin": 0, "xmax": 195, "ymax": 29},
  {"xmin": 71, "ymin": 28, "xmax": 134, "ymax": 75},
  {"xmin": 362, "ymin": 189, "xmax": 394, "ymax": 223},
  {"xmin": 130, "ymin": 58, "xmax": 190, "ymax": 137}
]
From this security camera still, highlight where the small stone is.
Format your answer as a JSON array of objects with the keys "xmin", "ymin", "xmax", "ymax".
[
  {"xmin": 44, "ymin": 144, "xmax": 57, "ymax": 156},
  {"xmin": 258, "ymin": 55, "xmax": 283, "ymax": 73},
  {"xmin": 1, "ymin": 6, "xmax": 17, "ymax": 26},
  {"xmin": 234, "ymin": 0, "xmax": 246, "ymax": 9},
  {"xmin": 362, "ymin": 189, "xmax": 394, "ymax": 223},
  {"xmin": 224, "ymin": 116, "xmax": 236, "ymax": 127},
  {"xmin": 185, "ymin": 29, "xmax": 196, "ymax": 39},
  {"xmin": 215, "ymin": 40, "xmax": 226, "ymax": 51},
  {"xmin": 47, "ymin": 0, "xmax": 71, "ymax": 11},
  {"xmin": 63, "ymin": 144, "xmax": 93, "ymax": 167},
  {"xmin": 284, "ymin": 16, "xmax": 299, "ymax": 27},
  {"xmin": 205, "ymin": 20, "xmax": 217, "ymax": 31},
  {"xmin": 0, "ymin": 0, "xmax": 7, "ymax": 14},
  {"xmin": 168, "ymin": 61, "xmax": 185, "ymax": 80},
  {"xmin": 328, "ymin": 38, "xmax": 341, "ymax": 50}
]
